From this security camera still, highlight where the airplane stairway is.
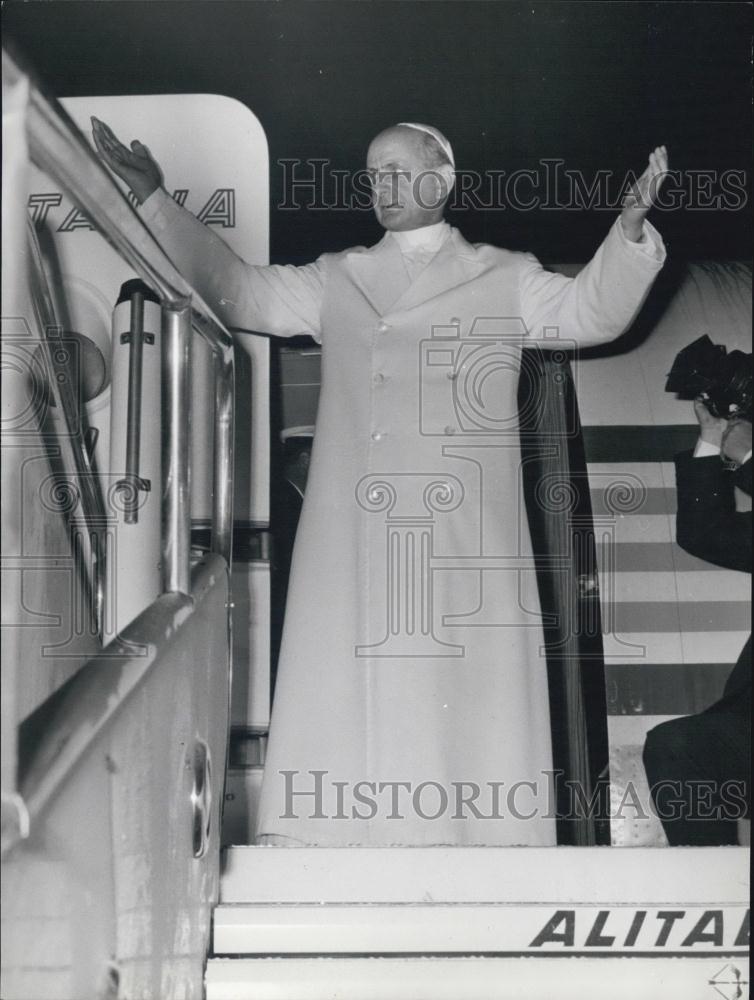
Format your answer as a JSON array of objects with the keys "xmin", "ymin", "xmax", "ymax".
[{"xmin": 205, "ymin": 845, "xmax": 749, "ymax": 1000}]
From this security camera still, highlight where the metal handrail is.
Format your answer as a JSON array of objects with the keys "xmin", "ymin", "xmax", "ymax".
[
  {"xmin": 10, "ymin": 49, "xmax": 236, "ymax": 589},
  {"xmin": 26, "ymin": 217, "xmax": 108, "ymax": 635}
]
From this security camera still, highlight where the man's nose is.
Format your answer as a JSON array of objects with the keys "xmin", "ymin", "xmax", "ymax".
[{"xmin": 373, "ymin": 172, "xmax": 407, "ymax": 204}]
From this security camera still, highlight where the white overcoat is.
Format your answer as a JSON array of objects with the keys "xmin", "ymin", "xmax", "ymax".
[{"xmin": 140, "ymin": 190, "xmax": 665, "ymax": 845}]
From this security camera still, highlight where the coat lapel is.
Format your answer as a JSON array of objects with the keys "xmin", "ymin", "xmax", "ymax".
[
  {"xmin": 344, "ymin": 228, "xmax": 490, "ymax": 319},
  {"xmin": 344, "ymin": 235, "xmax": 411, "ymax": 316},
  {"xmin": 388, "ymin": 228, "xmax": 489, "ymax": 315}
]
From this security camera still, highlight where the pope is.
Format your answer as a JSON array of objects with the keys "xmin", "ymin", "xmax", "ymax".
[{"xmin": 93, "ymin": 117, "xmax": 668, "ymax": 846}]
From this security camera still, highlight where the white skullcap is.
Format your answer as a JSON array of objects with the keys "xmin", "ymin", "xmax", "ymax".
[{"xmin": 396, "ymin": 122, "xmax": 455, "ymax": 168}]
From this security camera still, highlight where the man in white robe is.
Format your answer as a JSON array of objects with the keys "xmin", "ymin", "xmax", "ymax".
[{"xmin": 93, "ymin": 118, "xmax": 667, "ymax": 846}]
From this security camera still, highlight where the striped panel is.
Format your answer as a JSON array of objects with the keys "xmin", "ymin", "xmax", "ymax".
[
  {"xmin": 586, "ymin": 442, "xmax": 749, "ymax": 720},
  {"xmin": 600, "ymin": 631, "xmax": 681, "ymax": 665},
  {"xmin": 601, "ymin": 631, "xmax": 749, "ymax": 665},
  {"xmin": 602, "ymin": 626, "xmax": 749, "ymax": 659}
]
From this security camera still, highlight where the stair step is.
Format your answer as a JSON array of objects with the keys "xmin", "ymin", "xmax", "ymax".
[
  {"xmin": 220, "ymin": 845, "xmax": 749, "ymax": 905},
  {"xmin": 212, "ymin": 901, "xmax": 748, "ymax": 955},
  {"xmin": 205, "ymin": 955, "xmax": 745, "ymax": 1000}
]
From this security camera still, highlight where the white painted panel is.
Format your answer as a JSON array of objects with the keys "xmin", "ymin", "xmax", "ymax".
[
  {"xmin": 574, "ymin": 353, "xmax": 654, "ymax": 427},
  {"xmin": 588, "ymin": 463, "xmax": 677, "ymax": 488},
  {"xmin": 603, "ymin": 569, "xmax": 746, "ymax": 602},
  {"xmin": 598, "ymin": 514, "xmax": 674, "ymax": 544},
  {"xmin": 679, "ymin": 630, "xmax": 750, "ymax": 665},
  {"xmin": 673, "ymin": 571, "xmax": 749, "ymax": 603},
  {"xmin": 212, "ymin": 902, "xmax": 748, "ymax": 956},
  {"xmin": 219, "ymin": 846, "xmax": 749, "ymax": 905},
  {"xmin": 602, "ymin": 630, "xmax": 750, "ymax": 665},
  {"xmin": 206, "ymin": 956, "xmax": 750, "ymax": 1000},
  {"xmin": 602, "ymin": 631, "xmax": 683, "ymax": 664}
]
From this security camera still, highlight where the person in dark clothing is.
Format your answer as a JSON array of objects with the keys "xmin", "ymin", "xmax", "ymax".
[
  {"xmin": 643, "ymin": 404, "xmax": 751, "ymax": 846},
  {"xmin": 269, "ymin": 429, "xmax": 314, "ymax": 697}
]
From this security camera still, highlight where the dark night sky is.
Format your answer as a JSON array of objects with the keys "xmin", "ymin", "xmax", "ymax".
[{"xmin": 4, "ymin": 0, "xmax": 752, "ymax": 264}]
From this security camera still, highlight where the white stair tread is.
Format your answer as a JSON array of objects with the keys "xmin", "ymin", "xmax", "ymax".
[
  {"xmin": 220, "ymin": 845, "xmax": 750, "ymax": 904},
  {"xmin": 213, "ymin": 902, "xmax": 748, "ymax": 955},
  {"xmin": 205, "ymin": 955, "xmax": 749, "ymax": 1000}
]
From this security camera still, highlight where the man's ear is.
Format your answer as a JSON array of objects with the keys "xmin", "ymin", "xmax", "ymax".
[
  {"xmin": 416, "ymin": 165, "xmax": 454, "ymax": 211},
  {"xmin": 437, "ymin": 163, "xmax": 455, "ymax": 201}
]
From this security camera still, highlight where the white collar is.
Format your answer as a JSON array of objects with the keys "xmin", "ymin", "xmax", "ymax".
[{"xmin": 390, "ymin": 220, "xmax": 450, "ymax": 253}]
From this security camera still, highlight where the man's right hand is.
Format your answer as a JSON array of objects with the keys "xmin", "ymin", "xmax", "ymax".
[
  {"xmin": 722, "ymin": 418, "xmax": 752, "ymax": 467},
  {"xmin": 693, "ymin": 397, "xmax": 727, "ymax": 449},
  {"xmin": 91, "ymin": 117, "xmax": 163, "ymax": 204}
]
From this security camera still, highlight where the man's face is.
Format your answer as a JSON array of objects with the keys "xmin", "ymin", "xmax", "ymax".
[{"xmin": 366, "ymin": 128, "xmax": 449, "ymax": 232}]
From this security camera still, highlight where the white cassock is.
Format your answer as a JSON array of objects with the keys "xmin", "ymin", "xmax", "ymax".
[{"xmin": 140, "ymin": 190, "xmax": 665, "ymax": 845}]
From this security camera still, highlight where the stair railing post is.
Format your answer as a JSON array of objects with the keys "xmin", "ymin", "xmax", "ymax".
[
  {"xmin": 211, "ymin": 347, "xmax": 234, "ymax": 567},
  {"xmin": 162, "ymin": 297, "xmax": 192, "ymax": 596}
]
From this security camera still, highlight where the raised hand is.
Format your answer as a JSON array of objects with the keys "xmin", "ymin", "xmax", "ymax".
[
  {"xmin": 91, "ymin": 116, "xmax": 163, "ymax": 204},
  {"xmin": 620, "ymin": 145, "xmax": 669, "ymax": 241},
  {"xmin": 722, "ymin": 418, "xmax": 752, "ymax": 466},
  {"xmin": 693, "ymin": 396, "xmax": 727, "ymax": 448}
]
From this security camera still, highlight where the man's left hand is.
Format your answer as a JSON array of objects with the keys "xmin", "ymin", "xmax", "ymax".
[{"xmin": 620, "ymin": 145, "xmax": 669, "ymax": 242}]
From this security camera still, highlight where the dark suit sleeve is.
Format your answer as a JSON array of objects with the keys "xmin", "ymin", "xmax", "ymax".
[
  {"xmin": 734, "ymin": 456, "xmax": 752, "ymax": 497},
  {"xmin": 674, "ymin": 452, "xmax": 752, "ymax": 573}
]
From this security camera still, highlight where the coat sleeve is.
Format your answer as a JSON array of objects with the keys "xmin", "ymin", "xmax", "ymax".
[
  {"xmin": 734, "ymin": 457, "xmax": 752, "ymax": 498},
  {"xmin": 674, "ymin": 451, "xmax": 752, "ymax": 573},
  {"xmin": 138, "ymin": 188, "xmax": 325, "ymax": 341},
  {"xmin": 519, "ymin": 217, "xmax": 666, "ymax": 347}
]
